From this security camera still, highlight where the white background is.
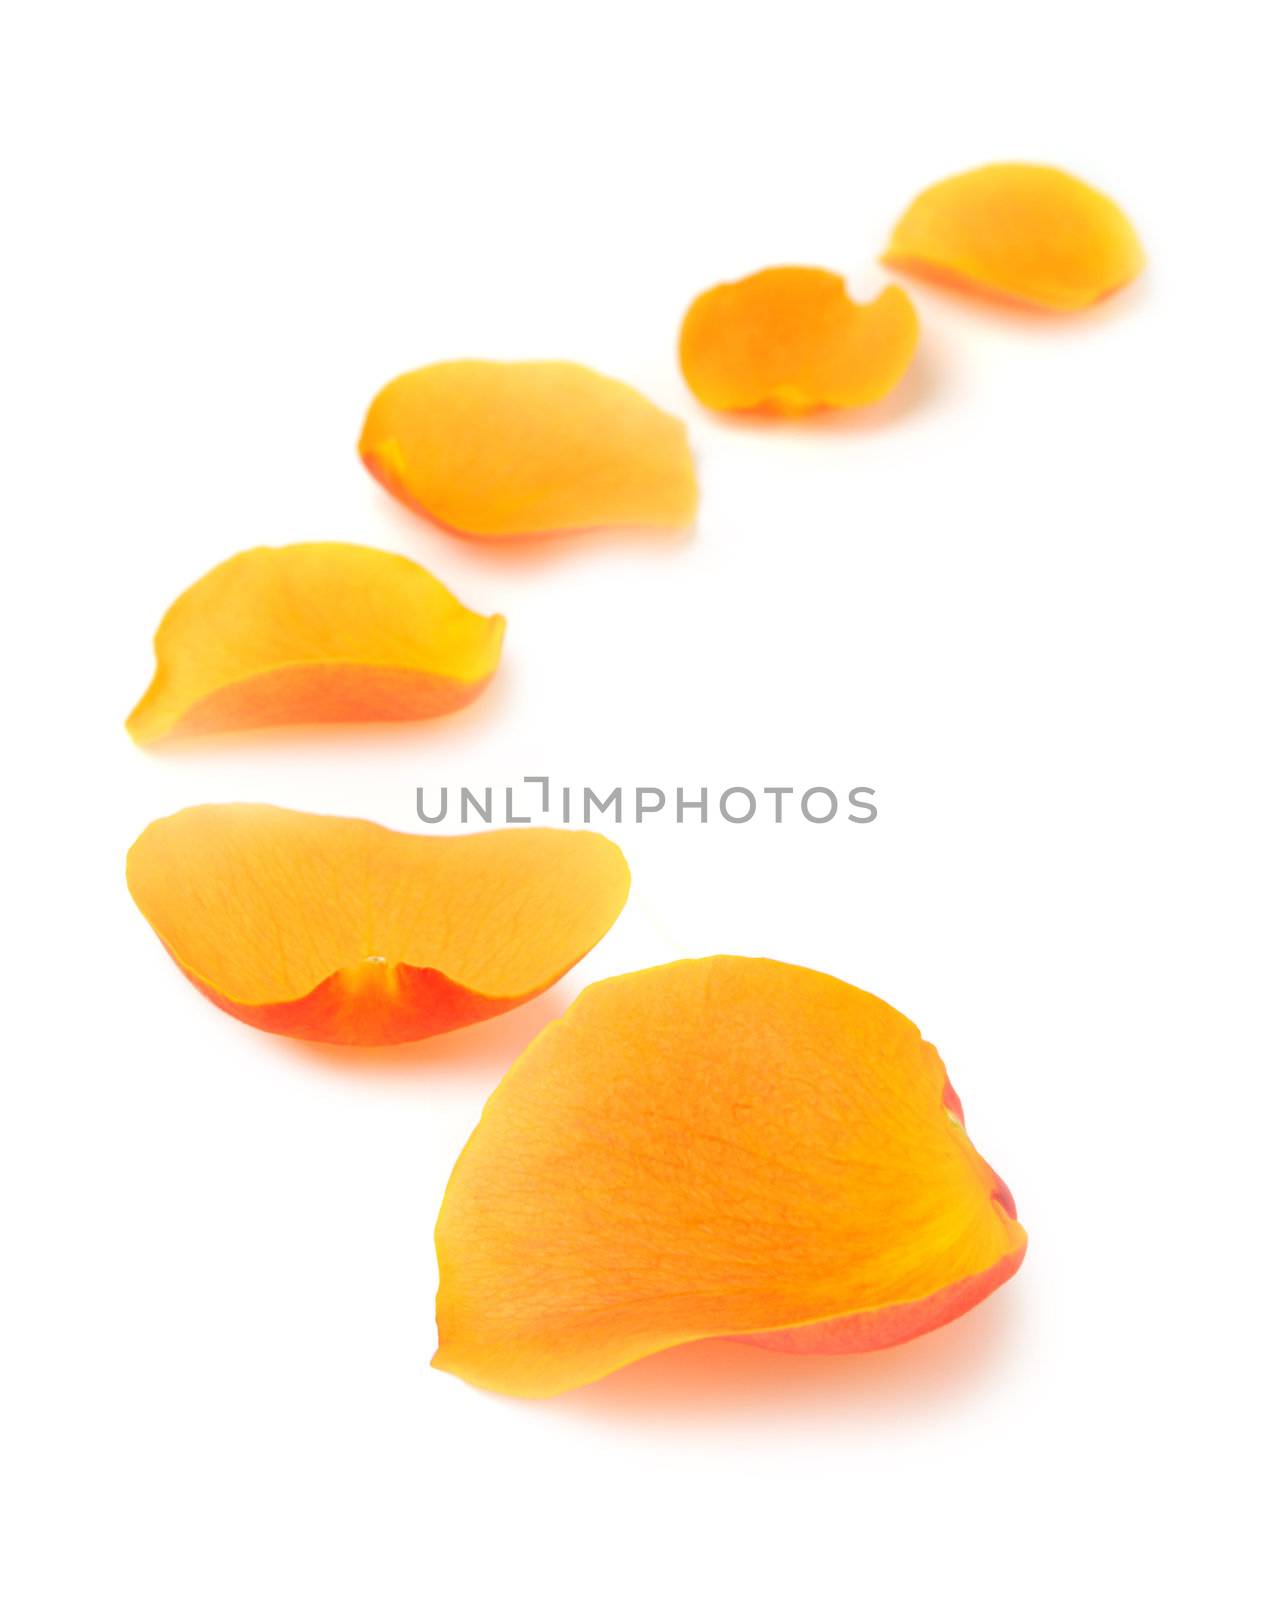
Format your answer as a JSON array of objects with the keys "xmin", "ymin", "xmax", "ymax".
[{"xmin": 3, "ymin": 2, "xmax": 1282, "ymax": 1594}]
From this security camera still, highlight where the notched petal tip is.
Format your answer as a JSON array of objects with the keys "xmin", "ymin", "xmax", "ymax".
[
  {"xmin": 678, "ymin": 267, "xmax": 919, "ymax": 414},
  {"xmin": 358, "ymin": 359, "xmax": 699, "ymax": 538},
  {"xmin": 126, "ymin": 542, "xmax": 504, "ymax": 744},
  {"xmin": 434, "ymin": 955, "xmax": 1026, "ymax": 1397},
  {"xmin": 126, "ymin": 805, "xmax": 629, "ymax": 1045},
  {"xmin": 885, "ymin": 162, "xmax": 1145, "ymax": 311}
]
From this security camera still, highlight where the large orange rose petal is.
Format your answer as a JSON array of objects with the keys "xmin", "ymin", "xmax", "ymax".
[
  {"xmin": 434, "ymin": 956, "xmax": 1027, "ymax": 1397},
  {"xmin": 678, "ymin": 268, "xmax": 919, "ymax": 414},
  {"xmin": 359, "ymin": 360, "xmax": 698, "ymax": 537},
  {"xmin": 885, "ymin": 162, "xmax": 1145, "ymax": 311},
  {"xmin": 126, "ymin": 543, "xmax": 504, "ymax": 744},
  {"xmin": 126, "ymin": 806, "xmax": 630, "ymax": 1045}
]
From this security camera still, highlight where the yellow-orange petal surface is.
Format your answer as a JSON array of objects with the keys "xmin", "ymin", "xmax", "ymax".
[
  {"xmin": 126, "ymin": 806, "xmax": 630, "ymax": 1045},
  {"xmin": 885, "ymin": 162, "xmax": 1145, "ymax": 310},
  {"xmin": 435, "ymin": 956, "xmax": 1026, "ymax": 1397},
  {"xmin": 678, "ymin": 268, "xmax": 919, "ymax": 413},
  {"xmin": 358, "ymin": 360, "xmax": 698, "ymax": 537},
  {"xmin": 126, "ymin": 543, "xmax": 504, "ymax": 744}
]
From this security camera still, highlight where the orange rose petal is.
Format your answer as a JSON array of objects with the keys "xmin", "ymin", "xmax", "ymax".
[
  {"xmin": 126, "ymin": 806, "xmax": 630, "ymax": 1045},
  {"xmin": 885, "ymin": 163, "xmax": 1145, "ymax": 310},
  {"xmin": 434, "ymin": 957, "xmax": 1026, "ymax": 1397},
  {"xmin": 678, "ymin": 268, "xmax": 919, "ymax": 414},
  {"xmin": 126, "ymin": 543, "xmax": 503, "ymax": 745},
  {"xmin": 359, "ymin": 360, "xmax": 698, "ymax": 537},
  {"xmin": 734, "ymin": 1055, "xmax": 1021, "ymax": 1353}
]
